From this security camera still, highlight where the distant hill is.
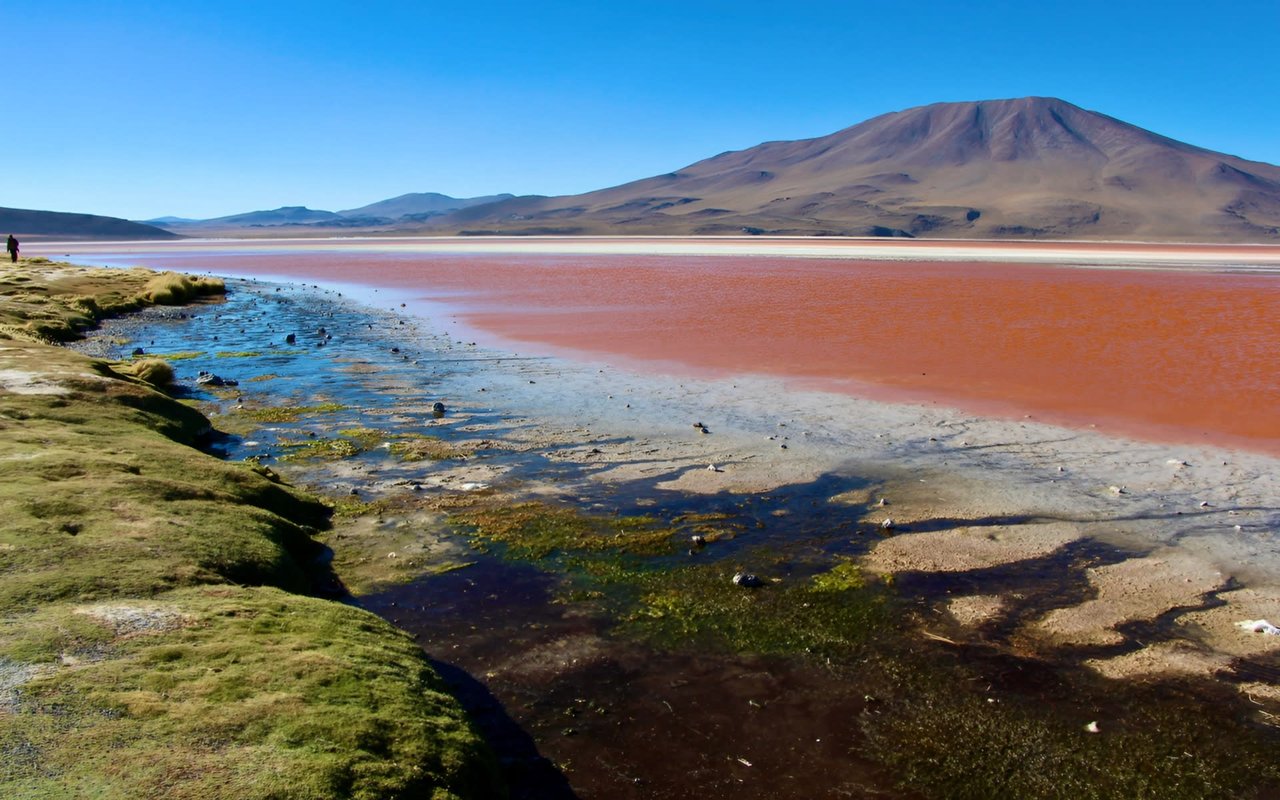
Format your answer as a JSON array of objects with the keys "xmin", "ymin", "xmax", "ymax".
[
  {"xmin": 140, "ymin": 215, "xmax": 200, "ymax": 226},
  {"xmin": 0, "ymin": 207, "xmax": 180, "ymax": 240},
  {"xmin": 149, "ymin": 195, "xmax": 522, "ymax": 235},
  {"xmin": 338, "ymin": 192, "xmax": 516, "ymax": 220},
  {"xmin": 411, "ymin": 97, "xmax": 1280, "ymax": 242},
  {"xmin": 204, "ymin": 206, "xmax": 342, "ymax": 227}
]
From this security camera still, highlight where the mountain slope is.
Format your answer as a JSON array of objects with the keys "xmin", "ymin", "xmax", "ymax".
[
  {"xmin": 0, "ymin": 207, "xmax": 180, "ymax": 240},
  {"xmin": 420, "ymin": 97, "xmax": 1280, "ymax": 242}
]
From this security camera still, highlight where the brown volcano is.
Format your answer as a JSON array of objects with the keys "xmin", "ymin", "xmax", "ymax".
[{"xmin": 426, "ymin": 97, "xmax": 1280, "ymax": 241}]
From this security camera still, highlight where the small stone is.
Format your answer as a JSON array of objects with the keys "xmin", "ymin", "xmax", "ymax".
[
  {"xmin": 732, "ymin": 572, "xmax": 764, "ymax": 588},
  {"xmin": 285, "ymin": 333, "xmax": 296, "ymax": 344},
  {"xmin": 1084, "ymin": 721, "xmax": 1100, "ymax": 734}
]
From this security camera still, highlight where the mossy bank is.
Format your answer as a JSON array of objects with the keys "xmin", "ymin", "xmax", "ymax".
[{"xmin": 0, "ymin": 261, "xmax": 499, "ymax": 799}]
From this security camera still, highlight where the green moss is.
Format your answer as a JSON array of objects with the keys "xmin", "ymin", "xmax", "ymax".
[
  {"xmin": 388, "ymin": 433, "xmax": 470, "ymax": 462},
  {"xmin": 214, "ymin": 350, "xmax": 263, "ymax": 359},
  {"xmin": 0, "ymin": 586, "xmax": 501, "ymax": 800},
  {"xmin": 859, "ymin": 649, "xmax": 1280, "ymax": 800},
  {"xmin": 0, "ymin": 263, "xmax": 500, "ymax": 799},
  {"xmin": 239, "ymin": 403, "xmax": 348, "ymax": 423},
  {"xmin": 337, "ymin": 428, "xmax": 388, "ymax": 448},
  {"xmin": 119, "ymin": 358, "xmax": 175, "ymax": 388},
  {"xmin": 145, "ymin": 350, "xmax": 206, "ymax": 361},
  {"xmin": 454, "ymin": 502, "xmax": 675, "ymax": 559},
  {"xmin": 278, "ymin": 437, "xmax": 362, "ymax": 462},
  {"xmin": 615, "ymin": 558, "xmax": 888, "ymax": 656}
]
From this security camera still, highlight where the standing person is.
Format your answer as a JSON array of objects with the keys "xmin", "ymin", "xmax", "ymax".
[{"xmin": 5, "ymin": 235, "xmax": 17, "ymax": 263}]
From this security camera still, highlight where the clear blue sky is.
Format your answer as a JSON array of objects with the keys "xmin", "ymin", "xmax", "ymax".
[{"xmin": 6, "ymin": 0, "xmax": 1279, "ymax": 220}]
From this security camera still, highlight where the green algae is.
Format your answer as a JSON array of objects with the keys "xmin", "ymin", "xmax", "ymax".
[
  {"xmin": 134, "ymin": 350, "xmax": 205, "ymax": 361},
  {"xmin": 859, "ymin": 647, "xmax": 1280, "ymax": 800},
  {"xmin": 278, "ymin": 437, "xmax": 362, "ymax": 462},
  {"xmin": 214, "ymin": 350, "xmax": 263, "ymax": 359},
  {"xmin": 388, "ymin": 432, "xmax": 471, "ymax": 462},
  {"xmin": 453, "ymin": 501, "xmax": 675, "ymax": 560},
  {"xmin": 617, "ymin": 558, "xmax": 888, "ymax": 657},
  {"xmin": 237, "ymin": 402, "xmax": 348, "ymax": 423}
]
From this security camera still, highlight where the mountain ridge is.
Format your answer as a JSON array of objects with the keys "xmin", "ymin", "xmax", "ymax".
[
  {"xmin": 1, "ymin": 207, "xmax": 180, "ymax": 240},
  {"xmin": 414, "ymin": 97, "xmax": 1280, "ymax": 242},
  {"xmin": 131, "ymin": 98, "xmax": 1280, "ymax": 242}
]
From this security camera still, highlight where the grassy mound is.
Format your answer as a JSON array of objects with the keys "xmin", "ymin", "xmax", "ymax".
[
  {"xmin": 0, "ymin": 261, "xmax": 499, "ymax": 799},
  {"xmin": 0, "ymin": 263, "xmax": 221, "ymax": 345}
]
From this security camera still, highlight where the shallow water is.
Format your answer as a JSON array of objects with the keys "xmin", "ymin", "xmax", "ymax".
[
  {"xmin": 72, "ymin": 274, "xmax": 1280, "ymax": 799},
  {"xmin": 44, "ymin": 237, "xmax": 1280, "ymax": 453}
]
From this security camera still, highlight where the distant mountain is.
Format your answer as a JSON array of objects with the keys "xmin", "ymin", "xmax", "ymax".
[
  {"xmin": 413, "ymin": 97, "xmax": 1280, "ymax": 242},
  {"xmin": 338, "ymin": 192, "xmax": 516, "ymax": 220},
  {"xmin": 0, "ymin": 207, "xmax": 180, "ymax": 240},
  {"xmin": 140, "ymin": 215, "xmax": 200, "ymax": 226},
  {"xmin": 205, "ymin": 206, "xmax": 342, "ymax": 226}
]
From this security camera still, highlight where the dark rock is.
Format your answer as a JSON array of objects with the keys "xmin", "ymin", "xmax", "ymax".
[
  {"xmin": 131, "ymin": 347, "xmax": 145, "ymax": 356},
  {"xmin": 195, "ymin": 372, "xmax": 238, "ymax": 387},
  {"xmin": 285, "ymin": 333, "xmax": 296, "ymax": 344},
  {"xmin": 732, "ymin": 572, "xmax": 764, "ymax": 588}
]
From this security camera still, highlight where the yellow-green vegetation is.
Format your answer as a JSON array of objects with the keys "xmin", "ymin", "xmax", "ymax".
[
  {"xmin": 247, "ymin": 373, "xmax": 280, "ymax": 382},
  {"xmin": 0, "ymin": 263, "xmax": 219, "ymax": 345},
  {"xmin": 142, "ymin": 350, "xmax": 206, "ymax": 361},
  {"xmin": 214, "ymin": 350, "xmax": 263, "ymax": 359},
  {"xmin": 618, "ymin": 558, "xmax": 887, "ymax": 656},
  {"xmin": 337, "ymin": 427, "xmax": 389, "ymax": 448},
  {"xmin": 389, "ymin": 432, "xmax": 471, "ymax": 462},
  {"xmin": 446, "ymin": 497, "xmax": 1280, "ymax": 797},
  {"xmin": 318, "ymin": 502, "xmax": 474, "ymax": 595},
  {"xmin": 238, "ymin": 402, "xmax": 348, "ymax": 423},
  {"xmin": 860, "ymin": 649, "xmax": 1280, "ymax": 800},
  {"xmin": 0, "ymin": 263, "xmax": 498, "ymax": 799},
  {"xmin": 1, "ymin": 587, "xmax": 498, "ymax": 800},
  {"xmin": 453, "ymin": 501, "xmax": 675, "ymax": 559},
  {"xmin": 279, "ymin": 436, "xmax": 363, "ymax": 462},
  {"xmin": 117, "ymin": 357, "xmax": 175, "ymax": 388},
  {"xmin": 139, "ymin": 271, "xmax": 225, "ymax": 305}
]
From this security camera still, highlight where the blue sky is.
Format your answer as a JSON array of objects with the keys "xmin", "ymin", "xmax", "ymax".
[{"xmin": 6, "ymin": 1, "xmax": 1279, "ymax": 220}]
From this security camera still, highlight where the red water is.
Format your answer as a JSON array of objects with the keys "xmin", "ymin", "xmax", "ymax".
[{"xmin": 46, "ymin": 241, "xmax": 1280, "ymax": 453}]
